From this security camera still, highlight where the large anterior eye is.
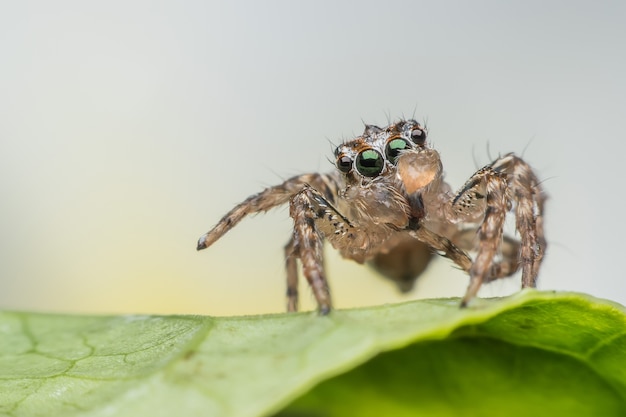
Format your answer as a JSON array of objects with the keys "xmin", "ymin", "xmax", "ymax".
[
  {"xmin": 336, "ymin": 154, "xmax": 353, "ymax": 173},
  {"xmin": 356, "ymin": 149, "xmax": 384, "ymax": 177},
  {"xmin": 385, "ymin": 138, "xmax": 411, "ymax": 164},
  {"xmin": 410, "ymin": 127, "xmax": 426, "ymax": 146}
]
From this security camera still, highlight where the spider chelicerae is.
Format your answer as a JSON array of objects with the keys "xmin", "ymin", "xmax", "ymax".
[{"xmin": 197, "ymin": 119, "xmax": 546, "ymax": 314}]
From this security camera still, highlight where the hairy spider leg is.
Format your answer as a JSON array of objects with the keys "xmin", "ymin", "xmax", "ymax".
[
  {"xmin": 441, "ymin": 153, "xmax": 546, "ymax": 307},
  {"xmin": 408, "ymin": 226, "xmax": 473, "ymax": 273},
  {"xmin": 448, "ymin": 229, "xmax": 521, "ymax": 281},
  {"xmin": 289, "ymin": 187, "xmax": 333, "ymax": 314},
  {"xmin": 197, "ymin": 173, "xmax": 330, "ymax": 250},
  {"xmin": 491, "ymin": 153, "xmax": 547, "ymax": 287},
  {"xmin": 284, "ymin": 237, "xmax": 299, "ymax": 312},
  {"xmin": 464, "ymin": 168, "xmax": 509, "ymax": 306},
  {"xmin": 198, "ymin": 173, "xmax": 343, "ymax": 313}
]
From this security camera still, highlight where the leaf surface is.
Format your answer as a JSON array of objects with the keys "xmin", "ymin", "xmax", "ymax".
[{"xmin": 1, "ymin": 291, "xmax": 625, "ymax": 417}]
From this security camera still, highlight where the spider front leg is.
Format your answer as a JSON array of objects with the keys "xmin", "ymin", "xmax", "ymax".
[
  {"xmin": 447, "ymin": 165, "xmax": 511, "ymax": 307},
  {"xmin": 447, "ymin": 153, "xmax": 546, "ymax": 306},
  {"xmin": 197, "ymin": 173, "xmax": 329, "ymax": 251},
  {"xmin": 289, "ymin": 187, "xmax": 331, "ymax": 314},
  {"xmin": 288, "ymin": 184, "xmax": 358, "ymax": 315},
  {"xmin": 491, "ymin": 154, "xmax": 547, "ymax": 287},
  {"xmin": 197, "ymin": 172, "xmax": 345, "ymax": 314}
]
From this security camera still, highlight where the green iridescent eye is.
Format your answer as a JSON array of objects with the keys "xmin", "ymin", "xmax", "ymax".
[
  {"xmin": 356, "ymin": 149, "xmax": 384, "ymax": 177},
  {"xmin": 385, "ymin": 138, "xmax": 411, "ymax": 163}
]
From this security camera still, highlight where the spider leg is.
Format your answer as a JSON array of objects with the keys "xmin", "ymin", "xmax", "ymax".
[
  {"xmin": 289, "ymin": 185, "xmax": 336, "ymax": 314},
  {"xmin": 446, "ymin": 166, "xmax": 510, "ymax": 306},
  {"xmin": 198, "ymin": 173, "xmax": 342, "ymax": 313},
  {"xmin": 485, "ymin": 235, "xmax": 521, "ymax": 282},
  {"xmin": 491, "ymin": 153, "xmax": 547, "ymax": 288},
  {"xmin": 532, "ymin": 207, "xmax": 546, "ymax": 281},
  {"xmin": 284, "ymin": 237, "xmax": 299, "ymax": 312},
  {"xmin": 197, "ymin": 173, "xmax": 331, "ymax": 250},
  {"xmin": 408, "ymin": 226, "xmax": 473, "ymax": 274},
  {"xmin": 452, "ymin": 229, "xmax": 521, "ymax": 282}
]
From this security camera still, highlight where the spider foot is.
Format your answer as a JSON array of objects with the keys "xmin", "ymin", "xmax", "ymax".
[{"xmin": 196, "ymin": 234, "xmax": 208, "ymax": 250}]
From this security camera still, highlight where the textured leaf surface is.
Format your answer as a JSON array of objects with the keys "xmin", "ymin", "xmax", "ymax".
[{"xmin": 1, "ymin": 291, "xmax": 625, "ymax": 417}]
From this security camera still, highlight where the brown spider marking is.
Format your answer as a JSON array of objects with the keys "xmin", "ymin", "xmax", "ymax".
[{"xmin": 197, "ymin": 119, "xmax": 547, "ymax": 314}]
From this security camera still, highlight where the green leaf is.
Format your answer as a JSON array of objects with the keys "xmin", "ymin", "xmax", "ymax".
[{"xmin": 1, "ymin": 290, "xmax": 625, "ymax": 417}]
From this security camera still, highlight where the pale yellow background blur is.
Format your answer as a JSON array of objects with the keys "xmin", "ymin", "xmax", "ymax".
[{"xmin": 1, "ymin": 1, "xmax": 625, "ymax": 316}]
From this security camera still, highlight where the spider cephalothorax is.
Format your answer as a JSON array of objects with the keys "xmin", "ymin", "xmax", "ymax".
[{"xmin": 198, "ymin": 119, "xmax": 546, "ymax": 314}]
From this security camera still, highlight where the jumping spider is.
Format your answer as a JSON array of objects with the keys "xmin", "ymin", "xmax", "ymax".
[{"xmin": 197, "ymin": 119, "xmax": 546, "ymax": 314}]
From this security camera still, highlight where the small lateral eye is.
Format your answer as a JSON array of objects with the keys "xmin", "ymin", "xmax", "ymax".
[
  {"xmin": 356, "ymin": 149, "xmax": 384, "ymax": 177},
  {"xmin": 410, "ymin": 128, "xmax": 426, "ymax": 145},
  {"xmin": 385, "ymin": 138, "xmax": 411, "ymax": 164},
  {"xmin": 336, "ymin": 154, "xmax": 353, "ymax": 173}
]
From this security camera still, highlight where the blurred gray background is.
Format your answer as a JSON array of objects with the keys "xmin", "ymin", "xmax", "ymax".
[{"xmin": 1, "ymin": 1, "xmax": 624, "ymax": 315}]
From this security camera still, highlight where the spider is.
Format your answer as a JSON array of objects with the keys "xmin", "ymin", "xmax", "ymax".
[{"xmin": 197, "ymin": 119, "xmax": 546, "ymax": 314}]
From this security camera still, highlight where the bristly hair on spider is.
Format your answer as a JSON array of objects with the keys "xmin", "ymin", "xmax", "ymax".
[{"xmin": 197, "ymin": 119, "xmax": 546, "ymax": 315}]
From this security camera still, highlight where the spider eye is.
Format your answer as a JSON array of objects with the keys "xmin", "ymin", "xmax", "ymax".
[
  {"xmin": 356, "ymin": 149, "xmax": 384, "ymax": 177},
  {"xmin": 410, "ymin": 128, "xmax": 426, "ymax": 145},
  {"xmin": 336, "ymin": 155, "xmax": 353, "ymax": 173},
  {"xmin": 385, "ymin": 138, "xmax": 411, "ymax": 164}
]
